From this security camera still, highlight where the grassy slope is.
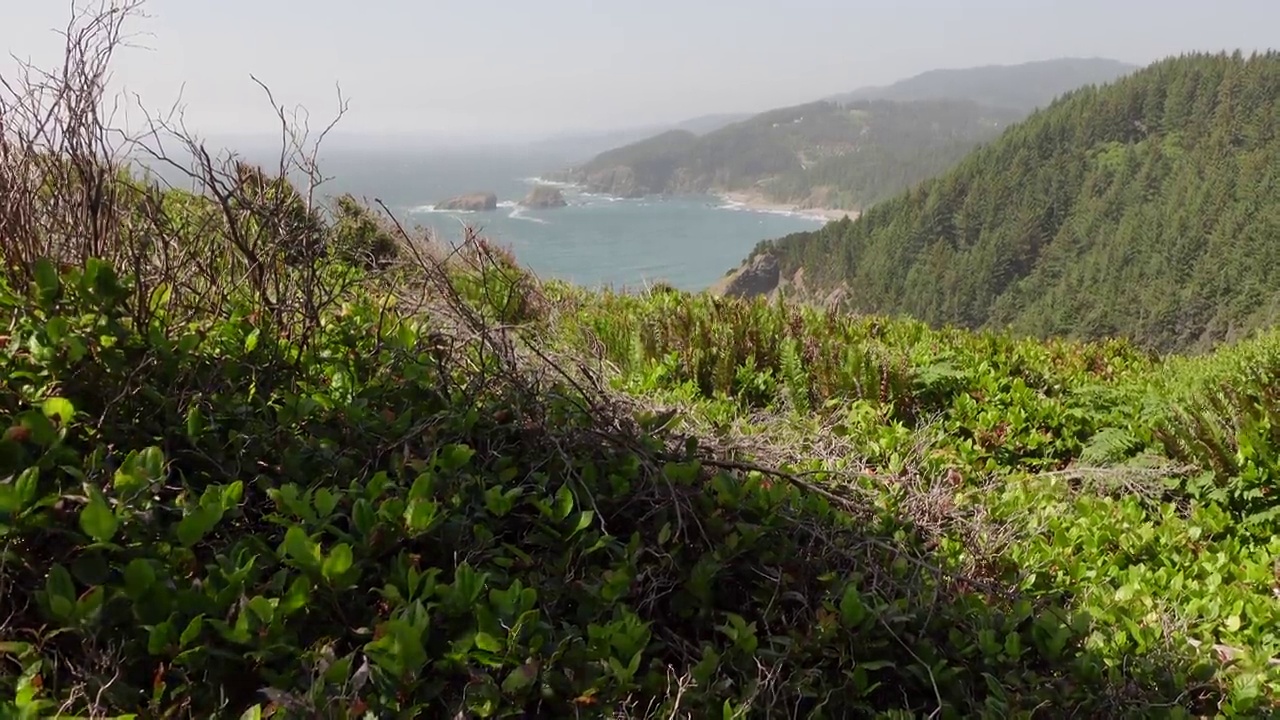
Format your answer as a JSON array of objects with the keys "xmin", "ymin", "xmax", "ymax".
[{"xmin": 7, "ymin": 242, "xmax": 1280, "ymax": 718}]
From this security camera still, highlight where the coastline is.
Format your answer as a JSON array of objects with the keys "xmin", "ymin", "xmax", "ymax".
[
  {"xmin": 715, "ymin": 190, "xmax": 858, "ymax": 223},
  {"xmin": 522, "ymin": 176, "xmax": 857, "ymax": 222}
]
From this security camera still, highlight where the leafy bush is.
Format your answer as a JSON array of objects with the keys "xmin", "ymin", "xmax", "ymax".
[{"xmin": 5, "ymin": 253, "xmax": 1280, "ymax": 718}]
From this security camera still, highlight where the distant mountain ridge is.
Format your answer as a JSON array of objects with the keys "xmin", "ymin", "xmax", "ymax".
[
  {"xmin": 551, "ymin": 57, "xmax": 1137, "ymax": 211},
  {"xmin": 828, "ymin": 57, "xmax": 1140, "ymax": 111},
  {"xmin": 519, "ymin": 112, "xmax": 753, "ymax": 163}
]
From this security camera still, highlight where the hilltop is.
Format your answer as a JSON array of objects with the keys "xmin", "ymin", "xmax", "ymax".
[
  {"xmin": 553, "ymin": 98, "xmax": 1020, "ymax": 210},
  {"xmin": 551, "ymin": 58, "xmax": 1134, "ymax": 212},
  {"xmin": 828, "ymin": 57, "xmax": 1138, "ymax": 112},
  {"xmin": 518, "ymin": 112, "xmax": 754, "ymax": 162},
  {"xmin": 730, "ymin": 51, "xmax": 1280, "ymax": 353}
]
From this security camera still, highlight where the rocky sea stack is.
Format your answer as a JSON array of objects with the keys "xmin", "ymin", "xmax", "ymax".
[
  {"xmin": 521, "ymin": 185, "xmax": 568, "ymax": 209},
  {"xmin": 706, "ymin": 252, "xmax": 780, "ymax": 298},
  {"xmin": 434, "ymin": 192, "xmax": 498, "ymax": 212}
]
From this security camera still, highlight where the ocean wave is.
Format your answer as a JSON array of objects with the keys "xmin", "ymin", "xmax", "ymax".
[
  {"xmin": 497, "ymin": 200, "xmax": 517, "ymax": 208},
  {"xmin": 577, "ymin": 192, "xmax": 625, "ymax": 203},
  {"xmin": 508, "ymin": 206, "xmax": 548, "ymax": 224},
  {"xmin": 408, "ymin": 204, "xmax": 476, "ymax": 215},
  {"xmin": 715, "ymin": 201, "xmax": 826, "ymax": 222},
  {"xmin": 522, "ymin": 176, "xmax": 577, "ymax": 189}
]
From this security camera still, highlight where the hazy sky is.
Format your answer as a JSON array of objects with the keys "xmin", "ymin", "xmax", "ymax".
[{"xmin": 3, "ymin": 0, "xmax": 1278, "ymax": 143}]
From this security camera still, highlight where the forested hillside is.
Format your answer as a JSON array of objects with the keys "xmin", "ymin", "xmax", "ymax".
[
  {"xmin": 828, "ymin": 57, "xmax": 1138, "ymax": 112},
  {"xmin": 747, "ymin": 51, "xmax": 1280, "ymax": 353},
  {"xmin": 553, "ymin": 99, "xmax": 1019, "ymax": 209}
]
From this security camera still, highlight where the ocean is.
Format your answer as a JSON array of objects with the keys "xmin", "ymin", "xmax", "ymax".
[{"xmin": 306, "ymin": 146, "xmax": 827, "ymax": 292}]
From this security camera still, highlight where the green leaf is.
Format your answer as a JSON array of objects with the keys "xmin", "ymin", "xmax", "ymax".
[
  {"xmin": 352, "ymin": 499, "xmax": 375, "ymax": 537},
  {"xmin": 246, "ymin": 596, "xmax": 275, "ymax": 624},
  {"xmin": 14, "ymin": 467, "xmax": 39, "ymax": 507},
  {"xmin": 76, "ymin": 585, "xmax": 105, "ymax": 620},
  {"xmin": 148, "ymin": 283, "xmax": 172, "ymax": 315},
  {"xmin": 408, "ymin": 472, "xmax": 434, "ymax": 501},
  {"xmin": 18, "ymin": 412, "xmax": 57, "ymax": 446},
  {"xmin": 123, "ymin": 559, "xmax": 156, "ymax": 599},
  {"xmin": 79, "ymin": 497, "xmax": 119, "ymax": 543},
  {"xmin": 404, "ymin": 498, "xmax": 440, "ymax": 533},
  {"xmin": 176, "ymin": 505, "xmax": 221, "ymax": 548},
  {"xmin": 148, "ymin": 620, "xmax": 175, "ymax": 656},
  {"xmin": 501, "ymin": 663, "xmax": 539, "ymax": 694},
  {"xmin": 0, "ymin": 641, "xmax": 32, "ymax": 657},
  {"xmin": 474, "ymin": 631, "xmax": 503, "ymax": 653},
  {"xmin": 280, "ymin": 574, "xmax": 312, "ymax": 616},
  {"xmin": 244, "ymin": 328, "xmax": 260, "ymax": 353},
  {"xmin": 41, "ymin": 398, "xmax": 75, "ymax": 425},
  {"xmin": 839, "ymin": 585, "xmax": 867, "ymax": 627},
  {"xmin": 437, "ymin": 443, "xmax": 475, "ymax": 472},
  {"xmin": 570, "ymin": 510, "xmax": 595, "ymax": 536},
  {"xmin": 0, "ymin": 485, "xmax": 20, "ymax": 516},
  {"xmin": 322, "ymin": 543, "xmax": 354, "ymax": 584},
  {"xmin": 324, "ymin": 653, "xmax": 354, "ymax": 684},
  {"xmin": 33, "ymin": 258, "xmax": 60, "ymax": 302},
  {"xmin": 221, "ymin": 481, "xmax": 244, "ymax": 509},
  {"xmin": 282, "ymin": 526, "xmax": 321, "ymax": 570},
  {"xmin": 46, "ymin": 564, "xmax": 76, "ymax": 610},
  {"xmin": 451, "ymin": 563, "xmax": 488, "ymax": 609},
  {"xmin": 185, "ymin": 405, "xmax": 205, "ymax": 440},
  {"xmin": 554, "ymin": 484, "xmax": 574, "ymax": 521},
  {"xmin": 141, "ymin": 446, "xmax": 164, "ymax": 480},
  {"xmin": 45, "ymin": 316, "xmax": 67, "ymax": 343},
  {"xmin": 313, "ymin": 487, "xmax": 338, "ymax": 518}
]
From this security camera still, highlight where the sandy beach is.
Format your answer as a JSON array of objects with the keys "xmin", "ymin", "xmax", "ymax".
[{"xmin": 716, "ymin": 190, "xmax": 859, "ymax": 222}]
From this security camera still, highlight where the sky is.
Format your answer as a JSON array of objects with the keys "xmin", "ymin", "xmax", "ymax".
[{"xmin": 2, "ymin": 0, "xmax": 1278, "ymax": 145}]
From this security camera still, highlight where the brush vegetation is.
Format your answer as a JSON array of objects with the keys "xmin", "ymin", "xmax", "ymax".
[{"xmin": 5, "ymin": 7, "xmax": 1280, "ymax": 720}]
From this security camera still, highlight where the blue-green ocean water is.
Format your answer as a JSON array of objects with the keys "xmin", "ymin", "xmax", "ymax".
[{"xmin": 311, "ymin": 147, "xmax": 826, "ymax": 291}]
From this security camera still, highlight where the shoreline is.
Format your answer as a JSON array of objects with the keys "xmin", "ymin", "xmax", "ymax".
[
  {"xmin": 522, "ymin": 177, "xmax": 858, "ymax": 223},
  {"xmin": 714, "ymin": 190, "xmax": 858, "ymax": 223}
]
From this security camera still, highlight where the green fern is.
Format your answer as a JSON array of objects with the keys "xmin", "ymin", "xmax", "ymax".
[
  {"xmin": 1079, "ymin": 426, "xmax": 1144, "ymax": 465},
  {"xmin": 778, "ymin": 336, "xmax": 810, "ymax": 414}
]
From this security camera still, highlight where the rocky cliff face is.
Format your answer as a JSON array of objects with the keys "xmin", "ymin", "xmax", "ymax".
[
  {"xmin": 708, "ymin": 255, "xmax": 848, "ymax": 310},
  {"xmin": 577, "ymin": 167, "xmax": 644, "ymax": 198},
  {"xmin": 706, "ymin": 253, "xmax": 782, "ymax": 298},
  {"xmin": 567, "ymin": 165, "xmax": 717, "ymax": 198},
  {"xmin": 521, "ymin": 185, "xmax": 568, "ymax": 208},
  {"xmin": 434, "ymin": 192, "xmax": 498, "ymax": 212}
]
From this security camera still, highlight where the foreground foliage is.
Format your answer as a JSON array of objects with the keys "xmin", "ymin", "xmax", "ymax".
[{"xmin": 6, "ymin": 253, "xmax": 1280, "ymax": 718}]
